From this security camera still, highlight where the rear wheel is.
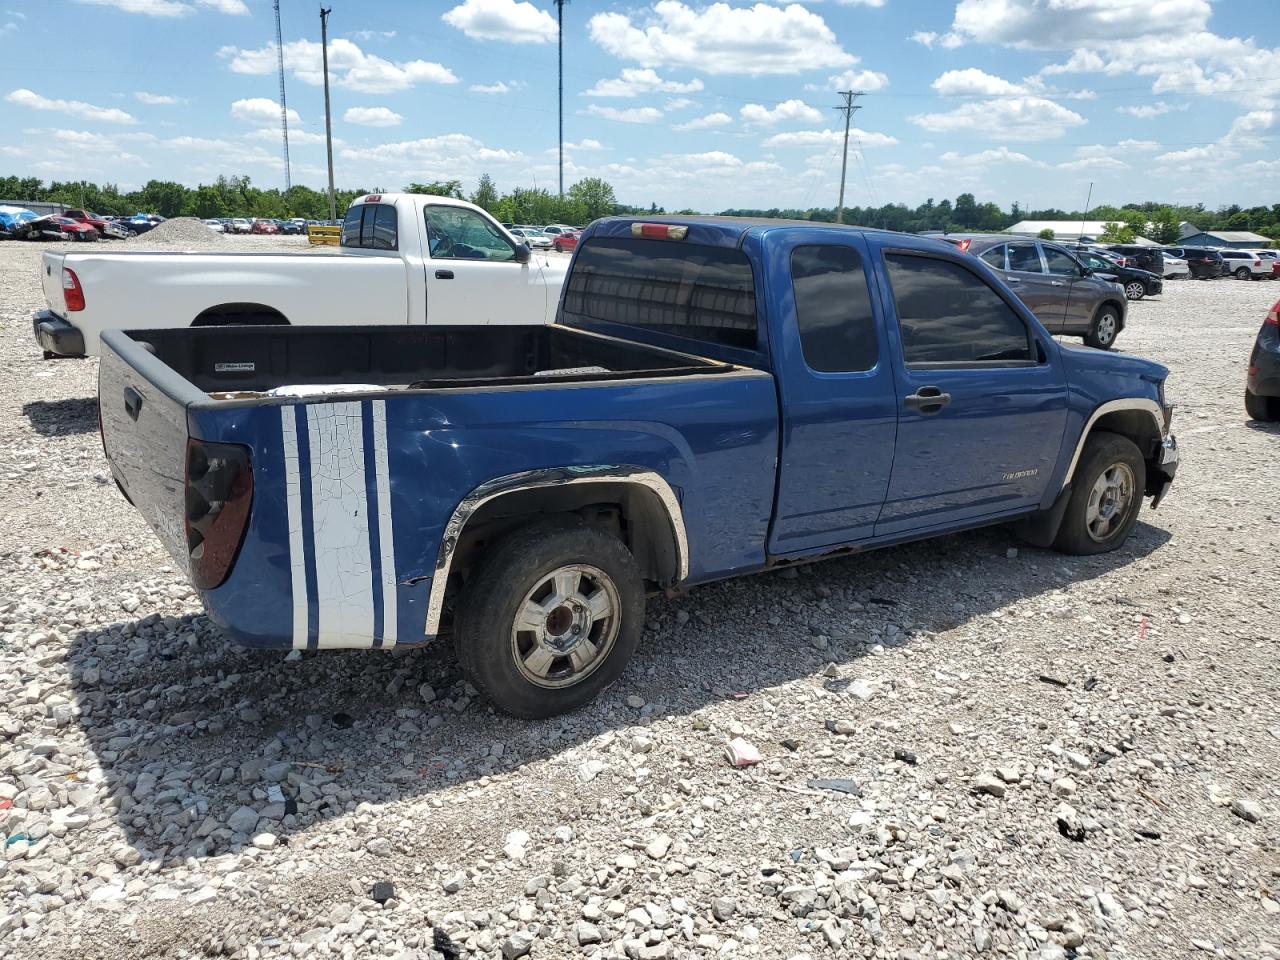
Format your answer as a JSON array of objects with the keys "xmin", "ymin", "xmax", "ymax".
[
  {"xmin": 1235, "ymin": 267, "xmax": 1251, "ymax": 280},
  {"xmin": 1245, "ymin": 388, "xmax": 1280, "ymax": 422},
  {"xmin": 453, "ymin": 520, "xmax": 645, "ymax": 718},
  {"xmin": 1085, "ymin": 306, "xmax": 1120, "ymax": 349},
  {"xmin": 1054, "ymin": 431, "xmax": 1145, "ymax": 556},
  {"xmin": 1124, "ymin": 281, "xmax": 1145, "ymax": 301}
]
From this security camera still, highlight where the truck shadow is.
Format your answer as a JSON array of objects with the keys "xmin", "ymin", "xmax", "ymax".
[
  {"xmin": 66, "ymin": 521, "xmax": 1171, "ymax": 862},
  {"xmin": 21, "ymin": 397, "xmax": 100, "ymax": 436}
]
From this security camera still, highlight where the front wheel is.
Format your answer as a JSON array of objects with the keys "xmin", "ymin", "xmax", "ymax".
[
  {"xmin": 453, "ymin": 520, "xmax": 645, "ymax": 718},
  {"xmin": 1085, "ymin": 306, "xmax": 1120, "ymax": 350},
  {"xmin": 1054, "ymin": 431, "xmax": 1145, "ymax": 555},
  {"xmin": 1245, "ymin": 388, "xmax": 1280, "ymax": 422},
  {"xmin": 1124, "ymin": 281, "xmax": 1145, "ymax": 301}
]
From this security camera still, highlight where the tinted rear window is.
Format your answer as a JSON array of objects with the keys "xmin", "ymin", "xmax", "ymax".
[
  {"xmin": 791, "ymin": 245, "xmax": 877, "ymax": 373},
  {"xmin": 341, "ymin": 203, "xmax": 397, "ymax": 250},
  {"xmin": 564, "ymin": 236, "xmax": 757, "ymax": 350}
]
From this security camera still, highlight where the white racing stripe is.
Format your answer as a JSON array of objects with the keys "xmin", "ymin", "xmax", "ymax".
[
  {"xmin": 305, "ymin": 401, "xmax": 376, "ymax": 649},
  {"xmin": 370, "ymin": 399, "xmax": 398, "ymax": 647},
  {"xmin": 280, "ymin": 406, "xmax": 308, "ymax": 649}
]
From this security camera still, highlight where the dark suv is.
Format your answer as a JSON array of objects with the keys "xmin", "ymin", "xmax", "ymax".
[
  {"xmin": 1246, "ymin": 298, "xmax": 1280, "ymax": 421},
  {"xmin": 1102, "ymin": 244, "xmax": 1163, "ymax": 276},
  {"xmin": 1163, "ymin": 246, "xmax": 1226, "ymax": 280},
  {"xmin": 947, "ymin": 236, "xmax": 1129, "ymax": 349}
]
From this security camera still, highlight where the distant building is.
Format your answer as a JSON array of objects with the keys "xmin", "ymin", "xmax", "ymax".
[
  {"xmin": 0, "ymin": 199, "xmax": 67, "ymax": 217},
  {"xmin": 1178, "ymin": 229, "xmax": 1273, "ymax": 249},
  {"xmin": 1006, "ymin": 220, "xmax": 1156, "ymax": 245}
]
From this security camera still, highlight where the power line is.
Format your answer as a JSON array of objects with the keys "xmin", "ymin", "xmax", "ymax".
[{"xmin": 834, "ymin": 91, "xmax": 861, "ymax": 225}]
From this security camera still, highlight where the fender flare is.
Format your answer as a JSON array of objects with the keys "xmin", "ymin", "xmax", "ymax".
[
  {"xmin": 425, "ymin": 465, "xmax": 688, "ymax": 636},
  {"xmin": 1061, "ymin": 398, "xmax": 1163, "ymax": 490}
]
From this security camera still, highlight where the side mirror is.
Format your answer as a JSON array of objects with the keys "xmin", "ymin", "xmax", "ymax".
[
  {"xmin": 1079, "ymin": 266, "xmax": 1092, "ymax": 277},
  {"xmin": 514, "ymin": 242, "xmax": 531, "ymax": 264}
]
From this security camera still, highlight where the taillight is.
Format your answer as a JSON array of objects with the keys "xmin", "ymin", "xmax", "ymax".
[
  {"xmin": 958, "ymin": 238, "xmax": 972, "ymax": 253},
  {"xmin": 62, "ymin": 267, "xmax": 85, "ymax": 312},
  {"xmin": 185, "ymin": 438, "xmax": 253, "ymax": 590},
  {"xmin": 1266, "ymin": 301, "xmax": 1279, "ymax": 327},
  {"xmin": 631, "ymin": 223, "xmax": 688, "ymax": 241}
]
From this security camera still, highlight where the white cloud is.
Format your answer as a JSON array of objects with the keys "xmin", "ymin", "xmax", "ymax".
[
  {"xmin": 564, "ymin": 139, "xmax": 605, "ymax": 150},
  {"xmin": 470, "ymin": 80, "xmax": 526, "ymax": 94},
  {"xmin": 763, "ymin": 127, "xmax": 898, "ymax": 147},
  {"xmin": 674, "ymin": 111, "xmax": 732, "ymax": 131},
  {"xmin": 134, "ymin": 91, "xmax": 181, "ymax": 105},
  {"xmin": 220, "ymin": 38, "xmax": 457, "ymax": 94},
  {"xmin": 1115, "ymin": 102, "xmax": 1174, "ymax": 118},
  {"xmin": 740, "ymin": 99, "xmax": 822, "ymax": 126},
  {"xmin": 231, "ymin": 97, "xmax": 300, "ymax": 126},
  {"xmin": 196, "ymin": 0, "xmax": 247, "ymax": 12},
  {"xmin": 1040, "ymin": 50, "xmax": 1106, "ymax": 75},
  {"xmin": 948, "ymin": 0, "xmax": 1211, "ymax": 48},
  {"xmin": 584, "ymin": 104, "xmax": 664, "ymax": 124},
  {"xmin": 245, "ymin": 127, "xmax": 335, "ymax": 146},
  {"xmin": 1058, "ymin": 156, "xmax": 1128, "ymax": 171},
  {"xmin": 589, "ymin": 1, "xmax": 853, "ymax": 75},
  {"xmin": 339, "ymin": 133, "xmax": 527, "ymax": 170},
  {"xmin": 343, "ymin": 106, "xmax": 403, "ymax": 127},
  {"xmin": 910, "ymin": 97, "xmax": 1086, "ymax": 140},
  {"xmin": 1116, "ymin": 138, "xmax": 1160, "ymax": 150},
  {"xmin": 910, "ymin": 30, "xmax": 937, "ymax": 47},
  {"xmin": 938, "ymin": 146, "xmax": 1041, "ymax": 165},
  {"xmin": 665, "ymin": 97, "xmax": 694, "ymax": 110},
  {"xmin": 584, "ymin": 68, "xmax": 702, "ymax": 98},
  {"xmin": 351, "ymin": 30, "xmax": 396, "ymax": 41},
  {"xmin": 441, "ymin": 0, "xmax": 557, "ymax": 44},
  {"xmin": 932, "ymin": 68, "xmax": 1025, "ymax": 97},
  {"xmin": 806, "ymin": 66, "xmax": 890, "ymax": 93},
  {"xmin": 0, "ymin": 19, "xmax": 15, "ymax": 33},
  {"xmin": 5, "ymin": 88, "xmax": 137, "ymax": 124}
]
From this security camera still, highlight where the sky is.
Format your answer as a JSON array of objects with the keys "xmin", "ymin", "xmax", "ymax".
[{"xmin": 1, "ymin": 0, "xmax": 1277, "ymax": 213}]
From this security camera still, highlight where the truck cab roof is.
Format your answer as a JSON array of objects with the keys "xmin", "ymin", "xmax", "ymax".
[{"xmin": 587, "ymin": 215, "xmax": 959, "ymax": 253}]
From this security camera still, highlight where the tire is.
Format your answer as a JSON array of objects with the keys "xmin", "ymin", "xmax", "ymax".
[
  {"xmin": 1084, "ymin": 305, "xmax": 1121, "ymax": 350},
  {"xmin": 1124, "ymin": 281, "xmax": 1145, "ymax": 301},
  {"xmin": 1235, "ymin": 267, "xmax": 1250, "ymax": 280},
  {"xmin": 453, "ymin": 520, "xmax": 645, "ymax": 719},
  {"xmin": 1054, "ymin": 431, "xmax": 1145, "ymax": 556},
  {"xmin": 1245, "ymin": 388, "xmax": 1280, "ymax": 422}
]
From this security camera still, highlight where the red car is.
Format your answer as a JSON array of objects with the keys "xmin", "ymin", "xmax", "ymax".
[
  {"xmin": 250, "ymin": 219, "xmax": 279, "ymax": 235},
  {"xmin": 63, "ymin": 209, "xmax": 115, "ymax": 238},
  {"xmin": 552, "ymin": 230, "xmax": 579, "ymax": 253},
  {"xmin": 51, "ymin": 217, "xmax": 99, "ymax": 241}
]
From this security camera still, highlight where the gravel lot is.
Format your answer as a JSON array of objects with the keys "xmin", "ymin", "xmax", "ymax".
[{"xmin": 1, "ymin": 237, "xmax": 1277, "ymax": 960}]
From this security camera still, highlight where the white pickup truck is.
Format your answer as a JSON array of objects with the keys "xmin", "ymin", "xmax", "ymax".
[{"xmin": 32, "ymin": 193, "xmax": 569, "ymax": 358}]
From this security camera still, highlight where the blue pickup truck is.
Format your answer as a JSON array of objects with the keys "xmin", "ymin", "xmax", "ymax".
[{"xmin": 99, "ymin": 217, "xmax": 1179, "ymax": 717}]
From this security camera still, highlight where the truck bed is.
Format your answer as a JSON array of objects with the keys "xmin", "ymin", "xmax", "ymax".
[{"xmin": 113, "ymin": 324, "xmax": 735, "ymax": 399}]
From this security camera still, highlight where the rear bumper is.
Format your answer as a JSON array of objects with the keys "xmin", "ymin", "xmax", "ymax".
[
  {"xmin": 1248, "ymin": 337, "xmax": 1280, "ymax": 397},
  {"xmin": 32, "ymin": 311, "xmax": 85, "ymax": 358}
]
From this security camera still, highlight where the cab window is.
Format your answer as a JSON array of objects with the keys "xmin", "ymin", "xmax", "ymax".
[
  {"xmin": 1041, "ymin": 246, "xmax": 1079, "ymax": 276},
  {"xmin": 424, "ymin": 205, "xmax": 516, "ymax": 261}
]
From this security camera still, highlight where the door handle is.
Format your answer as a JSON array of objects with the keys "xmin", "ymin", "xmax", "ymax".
[
  {"xmin": 904, "ymin": 386, "xmax": 951, "ymax": 415},
  {"xmin": 434, "ymin": 269, "xmax": 454, "ymax": 280},
  {"xmin": 1005, "ymin": 275, "xmax": 1020, "ymax": 283},
  {"xmin": 1050, "ymin": 280, "xmax": 1065, "ymax": 286},
  {"xmin": 123, "ymin": 386, "xmax": 143, "ymax": 421}
]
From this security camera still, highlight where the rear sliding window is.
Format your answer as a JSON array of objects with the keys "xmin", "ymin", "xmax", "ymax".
[
  {"xmin": 341, "ymin": 203, "xmax": 398, "ymax": 251},
  {"xmin": 563, "ymin": 236, "xmax": 757, "ymax": 350}
]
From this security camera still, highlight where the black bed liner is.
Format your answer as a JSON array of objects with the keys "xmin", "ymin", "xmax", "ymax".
[{"xmin": 124, "ymin": 323, "xmax": 735, "ymax": 396}]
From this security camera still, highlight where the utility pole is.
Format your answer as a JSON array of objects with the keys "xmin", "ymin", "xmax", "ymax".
[
  {"xmin": 320, "ymin": 6, "xmax": 336, "ymax": 224},
  {"xmin": 554, "ymin": 0, "xmax": 568, "ymax": 197},
  {"xmin": 834, "ymin": 90, "xmax": 862, "ymax": 225}
]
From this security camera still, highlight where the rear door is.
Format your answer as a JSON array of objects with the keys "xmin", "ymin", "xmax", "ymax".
[
  {"xmin": 767, "ymin": 231, "xmax": 898, "ymax": 553},
  {"xmin": 873, "ymin": 248, "xmax": 1067, "ymax": 536},
  {"xmin": 98, "ymin": 331, "xmax": 197, "ymax": 575},
  {"xmin": 1003, "ymin": 241, "xmax": 1066, "ymax": 330},
  {"xmin": 1041, "ymin": 243, "xmax": 1093, "ymax": 331}
]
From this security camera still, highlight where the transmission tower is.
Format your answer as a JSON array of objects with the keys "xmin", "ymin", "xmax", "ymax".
[
  {"xmin": 834, "ymin": 91, "xmax": 862, "ymax": 224},
  {"xmin": 274, "ymin": 0, "xmax": 292, "ymax": 191}
]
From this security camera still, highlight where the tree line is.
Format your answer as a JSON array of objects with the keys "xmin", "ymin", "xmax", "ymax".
[{"xmin": 2, "ymin": 173, "xmax": 1277, "ymax": 241}]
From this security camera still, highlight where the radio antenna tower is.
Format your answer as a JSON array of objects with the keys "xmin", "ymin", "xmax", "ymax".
[{"xmin": 274, "ymin": 0, "xmax": 292, "ymax": 191}]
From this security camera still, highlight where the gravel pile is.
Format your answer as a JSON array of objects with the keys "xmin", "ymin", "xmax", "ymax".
[
  {"xmin": 131, "ymin": 217, "xmax": 229, "ymax": 247},
  {"xmin": 0, "ymin": 244, "xmax": 1278, "ymax": 960}
]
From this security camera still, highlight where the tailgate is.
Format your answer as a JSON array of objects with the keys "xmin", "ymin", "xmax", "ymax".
[
  {"xmin": 99, "ymin": 330, "xmax": 201, "ymax": 575},
  {"xmin": 40, "ymin": 251, "xmax": 67, "ymax": 316}
]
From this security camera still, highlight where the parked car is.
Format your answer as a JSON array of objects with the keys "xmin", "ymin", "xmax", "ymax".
[
  {"xmin": 62, "ymin": 209, "xmax": 128, "ymax": 239},
  {"xmin": 0, "ymin": 205, "xmax": 39, "ymax": 239},
  {"xmin": 553, "ymin": 230, "xmax": 580, "ymax": 253},
  {"xmin": 1160, "ymin": 253, "xmax": 1189, "ymax": 279},
  {"xmin": 949, "ymin": 235, "xmax": 1129, "ymax": 349},
  {"xmin": 1073, "ymin": 250, "xmax": 1163, "ymax": 301},
  {"xmin": 541, "ymin": 224, "xmax": 577, "ymax": 237},
  {"xmin": 250, "ymin": 218, "xmax": 279, "ymax": 235},
  {"xmin": 1102, "ymin": 245, "xmax": 1164, "ymax": 276},
  {"xmin": 1245, "ymin": 298, "xmax": 1280, "ymax": 421},
  {"xmin": 203, "ymin": 218, "xmax": 225, "ymax": 233},
  {"xmin": 97, "ymin": 216, "xmax": 1179, "ymax": 717},
  {"xmin": 48, "ymin": 217, "xmax": 99, "ymax": 241},
  {"xmin": 18, "ymin": 215, "xmax": 71, "ymax": 241},
  {"xmin": 33, "ymin": 193, "xmax": 569, "ymax": 358},
  {"xmin": 114, "ymin": 213, "xmax": 162, "ymax": 236},
  {"xmin": 1162, "ymin": 247, "xmax": 1226, "ymax": 279},
  {"xmin": 1254, "ymin": 251, "xmax": 1280, "ymax": 279},
  {"xmin": 228, "ymin": 218, "xmax": 252, "ymax": 234},
  {"xmin": 510, "ymin": 227, "xmax": 552, "ymax": 249},
  {"xmin": 274, "ymin": 219, "xmax": 304, "ymax": 235},
  {"xmin": 1218, "ymin": 249, "xmax": 1271, "ymax": 280}
]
